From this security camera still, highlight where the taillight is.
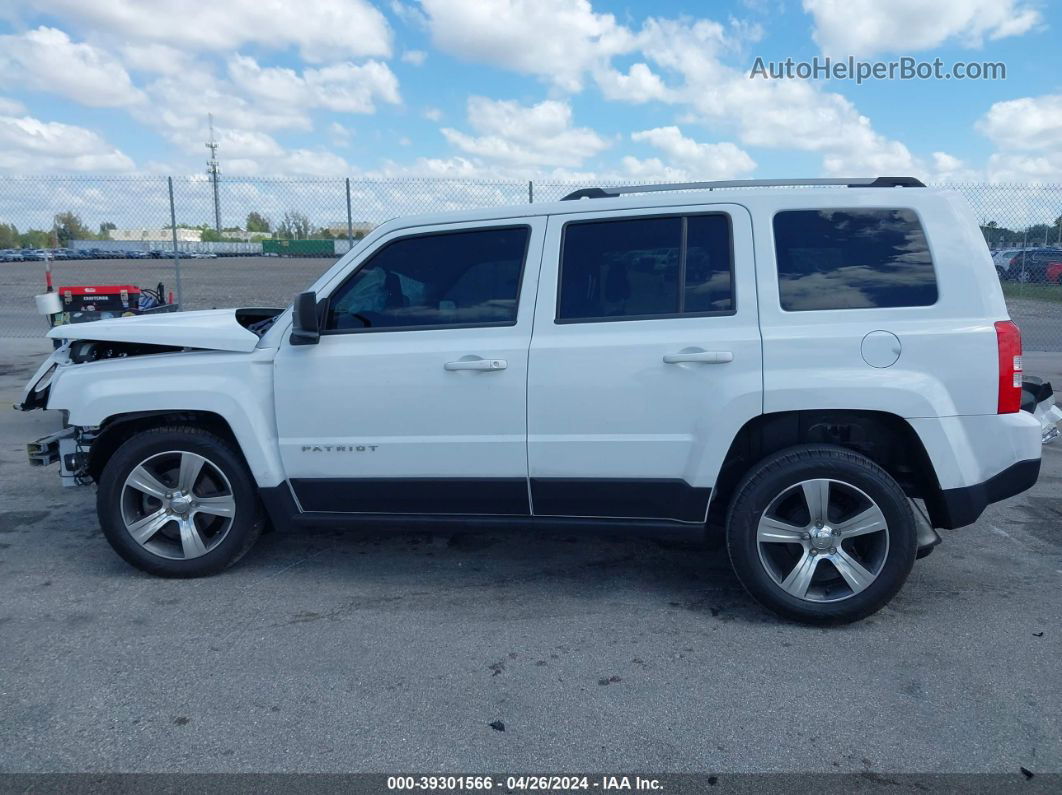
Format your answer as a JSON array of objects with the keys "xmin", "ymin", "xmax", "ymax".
[{"xmin": 995, "ymin": 320, "xmax": 1022, "ymax": 413}]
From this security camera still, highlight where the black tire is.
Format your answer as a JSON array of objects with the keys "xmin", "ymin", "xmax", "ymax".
[
  {"xmin": 97, "ymin": 425, "xmax": 264, "ymax": 577},
  {"xmin": 725, "ymin": 444, "xmax": 917, "ymax": 625}
]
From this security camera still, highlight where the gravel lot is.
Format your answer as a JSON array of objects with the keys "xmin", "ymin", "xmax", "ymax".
[
  {"xmin": 0, "ymin": 338, "xmax": 1060, "ymax": 777},
  {"xmin": 2, "ymin": 257, "xmax": 1062, "ymax": 351}
]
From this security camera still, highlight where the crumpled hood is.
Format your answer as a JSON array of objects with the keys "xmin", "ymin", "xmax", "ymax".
[{"xmin": 46, "ymin": 308, "xmax": 262, "ymax": 353}]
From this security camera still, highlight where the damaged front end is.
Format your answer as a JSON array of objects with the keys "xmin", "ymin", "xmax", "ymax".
[{"xmin": 26, "ymin": 424, "xmax": 98, "ymax": 487}]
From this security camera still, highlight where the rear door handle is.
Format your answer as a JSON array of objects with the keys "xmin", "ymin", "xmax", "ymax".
[
  {"xmin": 663, "ymin": 350, "xmax": 734, "ymax": 364},
  {"xmin": 444, "ymin": 358, "xmax": 507, "ymax": 371}
]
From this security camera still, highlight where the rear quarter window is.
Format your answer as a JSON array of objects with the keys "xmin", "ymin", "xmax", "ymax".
[{"xmin": 773, "ymin": 208, "xmax": 937, "ymax": 311}]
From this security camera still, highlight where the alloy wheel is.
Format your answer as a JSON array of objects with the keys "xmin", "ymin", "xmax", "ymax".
[
  {"xmin": 756, "ymin": 478, "xmax": 889, "ymax": 603},
  {"xmin": 120, "ymin": 450, "xmax": 236, "ymax": 560}
]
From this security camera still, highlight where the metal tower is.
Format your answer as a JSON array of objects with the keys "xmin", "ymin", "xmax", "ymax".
[{"xmin": 206, "ymin": 114, "xmax": 221, "ymax": 232}]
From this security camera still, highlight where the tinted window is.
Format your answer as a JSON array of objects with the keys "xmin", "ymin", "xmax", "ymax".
[
  {"xmin": 558, "ymin": 214, "xmax": 733, "ymax": 321},
  {"xmin": 684, "ymin": 214, "xmax": 733, "ymax": 313},
  {"xmin": 326, "ymin": 227, "xmax": 529, "ymax": 330},
  {"xmin": 773, "ymin": 209, "xmax": 937, "ymax": 311}
]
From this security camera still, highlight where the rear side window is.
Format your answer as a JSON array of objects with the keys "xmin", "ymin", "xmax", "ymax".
[
  {"xmin": 325, "ymin": 226, "xmax": 529, "ymax": 331},
  {"xmin": 557, "ymin": 214, "xmax": 733, "ymax": 322},
  {"xmin": 773, "ymin": 209, "xmax": 937, "ymax": 311}
]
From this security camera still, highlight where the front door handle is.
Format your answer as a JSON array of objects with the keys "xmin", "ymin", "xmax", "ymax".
[
  {"xmin": 444, "ymin": 358, "xmax": 507, "ymax": 371},
  {"xmin": 663, "ymin": 350, "xmax": 734, "ymax": 364}
]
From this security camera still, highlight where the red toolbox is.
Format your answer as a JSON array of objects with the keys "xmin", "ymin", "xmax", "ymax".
[{"xmin": 58, "ymin": 285, "xmax": 140, "ymax": 313}]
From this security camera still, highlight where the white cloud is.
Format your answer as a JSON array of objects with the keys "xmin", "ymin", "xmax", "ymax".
[
  {"xmin": 633, "ymin": 17, "xmax": 919, "ymax": 176},
  {"xmin": 977, "ymin": 94, "xmax": 1062, "ymax": 182},
  {"xmin": 137, "ymin": 61, "xmax": 311, "ymax": 139},
  {"xmin": 329, "ymin": 122, "xmax": 353, "ymax": 147},
  {"xmin": 419, "ymin": 0, "xmax": 635, "ymax": 91},
  {"xmin": 803, "ymin": 0, "xmax": 1041, "ymax": 56},
  {"xmin": 423, "ymin": 107, "xmax": 443, "ymax": 121},
  {"xmin": 282, "ymin": 149, "xmax": 351, "ymax": 176},
  {"xmin": 227, "ymin": 55, "xmax": 401, "ymax": 114},
  {"xmin": 978, "ymin": 94, "xmax": 1062, "ymax": 151},
  {"xmin": 120, "ymin": 43, "xmax": 195, "ymax": 76},
  {"xmin": 441, "ymin": 96, "xmax": 609, "ymax": 168},
  {"xmin": 595, "ymin": 63, "xmax": 672, "ymax": 103},
  {"xmin": 401, "ymin": 50, "xmax": 428, "ymax": 65},
  {"xmin": 0, "ymin": 114, "xmax": 134, "ymax": 172},
  {"xmin": 0, "ymin": 27, "xmax": 142, "ymax": 107},
  {"xmin": 25, "ymin": 0, "xmax": 392, "ymax": 62},
  {"xmin": 0, "ymin": 97, "xmax": 26, "ymax": 115},
  {"xmin": 627, "ymin": 126, "xmax": 755, "ymax": 179}
]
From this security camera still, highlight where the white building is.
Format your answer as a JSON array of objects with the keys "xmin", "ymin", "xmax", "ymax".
[{"xmin": 110, "ymin": 227, "xmax": 202, "ymax": 243}]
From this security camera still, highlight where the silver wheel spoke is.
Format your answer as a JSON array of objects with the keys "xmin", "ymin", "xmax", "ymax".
[
  {"xmin": 194, "ymin": 494, "xmax": 236, "ymax": 518},
  {"xmin": 126, "ymin": 508, "xmax": 172, "ymax": 544},
  {"xmin": 801, "ymin": 480, "xmax": 830, "ymax": 525},
  {"xmin": 835, "ymin": 505, "xmax": 887, "ymax": 538},
  {"xmin": 178, "ymin": 453, "xmax": 206, "ymax": 494},
  {"xmin": 779, "ymin": 551, "xmax": 820, "ymax": 599},
  {"xmin": 831, "ymin": 549, "xmax": 876, "ymax": 594},
  {"xmin": 757, "ymin": 516, "xmax": 806, "ymax": 544},
  {"xmin": 127, "ymin": 465, "xmax": 170, "ymax": 500},
  {"xmin": 178, "ymin": 518, "xmax": 208, "ymax": 559}
]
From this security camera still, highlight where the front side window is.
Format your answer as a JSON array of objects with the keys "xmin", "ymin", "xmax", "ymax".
[
  {"xmin": 557, "ymin": 214, "xmax": 734, "ymax": 322},
  {"xmin": 773, "ymin": 208, "xmax": 937, "ymax": 311},
  {"xmin": 325, "ymin": 226, "xmax": 530, "ymax": 331}
]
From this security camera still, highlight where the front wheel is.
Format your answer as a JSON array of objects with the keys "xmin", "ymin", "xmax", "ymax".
[
  {"xmin": 97, "ymin": 426, "xmax": 263, "ymax": 577},
  {"xmin": 725, "ymin": 445, "xmax": 917, "ymax": 625}
]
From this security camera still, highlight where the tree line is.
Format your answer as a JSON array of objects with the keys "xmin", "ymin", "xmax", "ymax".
[{"xmin": 0, "ymin": 210, "xmax": 366, "ymax": 249}]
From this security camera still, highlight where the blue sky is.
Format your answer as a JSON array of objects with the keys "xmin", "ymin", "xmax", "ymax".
[{"xmin": 0, "ymin": 0, "xmax": 1059, "ymax": 183}]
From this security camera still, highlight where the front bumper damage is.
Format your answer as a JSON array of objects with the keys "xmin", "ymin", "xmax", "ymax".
[
  {"xmin": 1022, "ymin": 377, "xmax": 1062, "ymax": 444},
  {"xmin": 27, "ymin": 425, "xmax": 95, "ymax": 487}
]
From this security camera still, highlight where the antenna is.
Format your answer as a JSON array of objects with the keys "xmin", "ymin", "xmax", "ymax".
[{"xmin": 205, "ymin": 113, "xmax": 221, "ymax": 233}]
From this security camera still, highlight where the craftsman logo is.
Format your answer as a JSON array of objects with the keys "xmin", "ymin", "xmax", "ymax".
[{"xmin": 301, "ymin": 444, "xmax": 378, "ymax": 452}]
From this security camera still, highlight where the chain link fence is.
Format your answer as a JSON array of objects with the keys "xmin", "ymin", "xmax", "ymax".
[{"xmin": 1, "ymin": 177, "xmax": 1060, "ymax": 350}]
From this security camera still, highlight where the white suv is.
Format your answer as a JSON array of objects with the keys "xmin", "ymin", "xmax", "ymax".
[{"xmin": 19, "ymin": 177, "xmax": 1049, "ymax": 624}]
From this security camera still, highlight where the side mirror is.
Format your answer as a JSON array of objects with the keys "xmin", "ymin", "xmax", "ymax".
[{"xmin": 290, "ymin": 291, "xmax": 320, "ymax": 346}]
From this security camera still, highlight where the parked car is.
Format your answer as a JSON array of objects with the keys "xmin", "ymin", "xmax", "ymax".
[
  {"xmin": 191, "ymin": 251, "xmax": 218, "ymax": 259},
  {"xmin": 0, "ymin": 249, "xmax": 25, "ymax": 261},
  {"xmin": 19, "ymin": 177, "xmax": 1052, "ymax": 625},
  {"xmin": 1007, "ymin": 248, "xmax": 1062, "ymax": 283}
]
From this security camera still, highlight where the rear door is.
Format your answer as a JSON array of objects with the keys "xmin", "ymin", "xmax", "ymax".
[{"xmin": 526, "ymin": 204, "xmax": 762, "ymax": 522}]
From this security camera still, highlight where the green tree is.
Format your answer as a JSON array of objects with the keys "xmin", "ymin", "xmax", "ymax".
[
  {"xmin": 19, "ymin": 229, "xmax": 53, "ymax": 248},
  {"xmin": 53, "ymin": 211, "xmax": 94, "ymax": 246},
  {"xmin": 276, "ymin": 211, "xmax": 313, "ymax": 240},
  {"xmin": 98, "ymin": 221, "xmax": 117, "ymax": 239},
  {"xmin": 246, "ymin": 211, "xmax": 271, "ymax": 233},
  {"xmin": 0, "ymin": 222, "xmax": 18, "ymax": 248},
  {"xmin": 200, "ymin": 227, "xmax": 224, "ymax": 242}
]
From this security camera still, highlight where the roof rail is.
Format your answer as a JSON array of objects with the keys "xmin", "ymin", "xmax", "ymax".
[{"xmin": 560, "ymin": 176, "xmax": 926, "ymax": 201}]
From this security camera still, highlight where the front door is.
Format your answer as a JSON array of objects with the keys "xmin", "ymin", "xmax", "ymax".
[
  {"xmin": 274, "ymin": 219, "xmax": 544, "ymax": 515},
  {"xmin": 526, "ymin": 204, "xmax": 761, "ymax": 522}
]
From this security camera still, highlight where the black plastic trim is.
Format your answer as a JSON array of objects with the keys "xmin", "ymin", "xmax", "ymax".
[
  {"xmin": 531, "ymin": 478, "xmax": 710, "ymax": 523},
  {"xmin": 927, "ymin": 458, "xmax": 1041, "ymax": 530},
  {"xmin": 290, "ymin": 477, "xmax": 531, "ymax": 515}
]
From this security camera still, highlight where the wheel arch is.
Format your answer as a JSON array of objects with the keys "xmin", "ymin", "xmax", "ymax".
[
  {"xmin": 87, "ymin": 411, "xmax": 260, "ymax": 486},
  {"xmin": 708, "ymin": 409, "xmax": 944, "ymax": 530}
]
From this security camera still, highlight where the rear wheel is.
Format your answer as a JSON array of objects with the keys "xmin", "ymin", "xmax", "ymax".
[
  {"xmin": 97, "ymin": 426, "xmax": 263, "ymax": 577},
  {"xmin": 725, "ymin": 445, "xmax": 916, "ymax": 625}
]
